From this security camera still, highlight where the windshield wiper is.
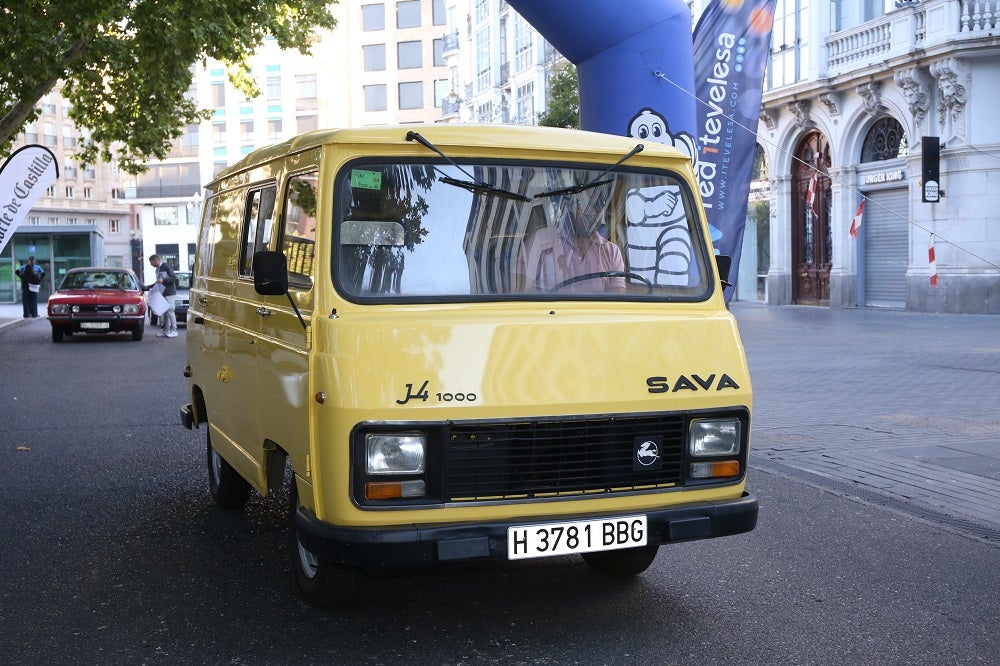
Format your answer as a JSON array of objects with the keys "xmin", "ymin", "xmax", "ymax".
[
  {"xmin": 438, "ymin": 176, "xmax": 531, "ymax": 202},
  {"xmin": 405, "ymin": 131, "xmax": 531, "ymax": 202},
  {"xmin": 534, "ymin": 143, "xmax": 644, "ymax": 199}
]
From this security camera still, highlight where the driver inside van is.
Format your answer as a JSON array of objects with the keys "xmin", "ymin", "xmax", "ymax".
[{"xmin": 516, "ymin": 181, "xmax": 626, "ymax": 294}]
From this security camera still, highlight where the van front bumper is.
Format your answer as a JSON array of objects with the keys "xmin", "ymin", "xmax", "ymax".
[{"xmin": 295, "ymin": 492, "xmax": 758, "ymax": 567}]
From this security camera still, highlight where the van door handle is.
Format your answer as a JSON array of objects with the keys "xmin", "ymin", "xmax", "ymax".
[
  {"xmin": 256, "ymin": 307, "xmax": 272, "ymax": 317},
  {"xmin": 198, "ymin": 296, "xmax": 207, "ymax": 304}
]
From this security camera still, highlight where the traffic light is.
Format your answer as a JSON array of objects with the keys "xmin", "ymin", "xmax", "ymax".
[{"xmin": 922, "ymin": 136, "xmax": 940, "ymax": 203}]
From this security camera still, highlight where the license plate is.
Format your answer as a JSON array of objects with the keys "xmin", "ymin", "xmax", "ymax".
[
  {"xmin": 507, "ymin": 515, "xmax": 647, "ymax": 560},
  {"xmin": 80, "ymin": 322, "xmax": 110, "ymax": 330}
]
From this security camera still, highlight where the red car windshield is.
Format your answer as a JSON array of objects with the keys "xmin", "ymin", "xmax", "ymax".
[{"xmin": 60, "ymin": 271, "xmax": 139, "ymax": 291}]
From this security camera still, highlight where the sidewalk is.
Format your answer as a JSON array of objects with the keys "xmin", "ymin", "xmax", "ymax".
[
  {"xmin": 0, "ymin": 301, "xmax": 39, "ymax": 332},
  {"xmin": 730, "ymin": 302, "xmax": 1000, "ymax": 545}
]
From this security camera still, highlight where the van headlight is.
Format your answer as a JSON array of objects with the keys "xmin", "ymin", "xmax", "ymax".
[
  {"xmin": 366, "ymin": 433, "xmax": 426, "ymax": 475},
  {"xmin": 123, "ymin": 304, "xmax": 140, "ymax": 314},
  {"xmin": 689, "ymin": 418, "xmax": 741, "ymax": 457},
  {"xmin": 50, "ymin": 304, "xmax": 69, "ymax": 314}
]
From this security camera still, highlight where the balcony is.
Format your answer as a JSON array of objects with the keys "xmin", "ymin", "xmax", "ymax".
[
  {"xmin": 824, "ymin": 0, "xmax": 999, "ymax": 78},
  {"xmin": 443, "ymin": 32, "xmax": 460, "ymax": 54}
]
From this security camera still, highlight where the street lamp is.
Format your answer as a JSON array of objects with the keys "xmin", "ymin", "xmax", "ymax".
[{"xmin": 187, "ymin": 191, "xmax": 203, "ymax": 225}]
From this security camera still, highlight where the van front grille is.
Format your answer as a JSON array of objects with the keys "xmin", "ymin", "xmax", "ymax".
[{"xmin": 442, "ymin": 415, "xmax": 685, "ymax": 501}]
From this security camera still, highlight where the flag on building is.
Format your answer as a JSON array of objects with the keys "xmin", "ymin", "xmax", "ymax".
[
  {"xmin": 929, "ymin": 236, "xmax": 939, "ymax": 287},
  {"xmin": 693, "ymin": 0, "xmax": 778, "ymax": 301},
  {"xmin": 849, "ymin": 198, "xmax": 865, "ymax": 238},
  {"xmin": 805, "ymin": 170, "xmax": 818, "ymax": 217}
]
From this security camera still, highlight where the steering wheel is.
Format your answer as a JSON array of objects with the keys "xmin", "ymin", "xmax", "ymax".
[{"xmin": 551, "ymin": 271, "xmax": 653, "ymax": 294}]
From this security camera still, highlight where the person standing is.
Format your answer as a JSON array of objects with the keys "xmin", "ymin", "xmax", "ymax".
[
  {"xmin": 15, "ymin": 256, "xmax": 44, "ymax": 318},
  {"xmin": 148, "ymin": 254, "xmax": 178, "ymax": 338}
]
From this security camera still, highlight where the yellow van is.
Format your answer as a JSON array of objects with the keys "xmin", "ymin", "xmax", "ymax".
[{"xmin": 181, "ymin": 125, "xmax": 756, "ymax": 607}]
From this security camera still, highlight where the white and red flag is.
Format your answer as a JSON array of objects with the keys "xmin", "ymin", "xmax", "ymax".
[
  {"xmin": 849, "ymin": 198, "xmax": 865, "ymax": 238},
  {"xmin": 806, "ymin": 171, "xmax": 818, "ymax": 216},
  {"xmin": 929, "ymin": 236, "xmax": 939, "ymax": 287}
]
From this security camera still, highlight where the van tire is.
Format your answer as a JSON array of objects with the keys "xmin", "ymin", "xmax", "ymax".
[
  {"xmin": 290, "ymin": 480, "xmax": 359, "ymax": 608},
  {"xmin": 207, "ymin": 431, "xmax": 251, "ymax": 509},
  {"xmin": 581, "ymin": 545, "xmax": 659, "ymax": 577}
]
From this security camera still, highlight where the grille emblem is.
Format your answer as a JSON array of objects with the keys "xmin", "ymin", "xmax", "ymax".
[{"xmin": 634, "ymin": 437, "xmax": 662, "ymax": 471}]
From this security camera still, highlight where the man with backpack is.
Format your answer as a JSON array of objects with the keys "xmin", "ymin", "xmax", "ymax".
[{"xmin": 15, "ymin": 256, "xmax": 44, "ymax": 318}]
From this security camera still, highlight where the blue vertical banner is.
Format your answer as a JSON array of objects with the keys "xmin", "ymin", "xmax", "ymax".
[{"xmin": 693, "ymin": 0, "xmax": 777, "ymax": 300}]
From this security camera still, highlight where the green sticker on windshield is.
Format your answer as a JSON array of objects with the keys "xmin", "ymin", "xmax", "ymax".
[{"xmin": 351, "ymin": 169, "xmax": 382, "ymax": 190}]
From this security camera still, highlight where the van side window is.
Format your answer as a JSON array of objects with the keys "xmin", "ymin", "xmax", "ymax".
[
  {"xmin": 239, "ymin": 185, "xmax": 277, "ymax": 277},
  {"xmin": 282, "ymin": 172, "xmax": 319, "ymax": 288}
]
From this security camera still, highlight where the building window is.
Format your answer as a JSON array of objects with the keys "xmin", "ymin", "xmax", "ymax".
[
  {"xmin": 365, "ymin": 84, "xmax": 387, "ymax": 111},
  {"xmin": 768, "ymin": 0, "xmax": 809, "ymax": 88},
  {"xmin": 475, "ymin": 0, "xmax": 489, "ymax": 23},
  {"xmin": 240, "ymin": 121, "xmax": 254, "ymax": 143},
  {"xmin": 861, "ymin": 117, "xmax": 907, "ymax": 162},
  {"xmin": 434, "ymin": 79, "xmax": 450, "ymax": 108},
  {"xmin": 433, "ymin": 0, "xmax": 446, "ymax": 25},
  {"xmin": 514, "ymin": 16, "xmax": 534, "ymax": 72},
  {"xmin": 296, "ymin": 116, "xmax": 319, "ymax": 133},
  {"xmin": 515, "ymin": 81, "xmax": 534, "ymax": 124},
  {"xmin": 266, "ymin": 76, "xmax": 281, "ymax": 100},
  {"xmin": 397, "ymin": 40, "xmax": 422, "ymax": 69},
  {"xmin": 65, "ymin": 186, "xmax": 74, "ymax": 198},
  {"xmin": 296, "ymin": 74, "xmax": 318, "ymax": 111},
  {"xmin": 211, "ymin": 82, "xmax": 226, "ymax": 108},
  {"xmin": 268, "ymin": 118, "xmax": 283, "ymax": 140},
  {"xmin": 213, "ymin": 122, "xmax": 226, "ymax": 143},
  {"xmin": 433, "ymin": 38, "xmax": 446, "ymax": 67},
  {"xmin": 475, "ymin": 30, "xmax": 491, "ymax": 92},
  {"xmin": 83, "ymin": 187, "xmax": 93, "ymax": 199},
  {"xmin": 155, "ymin": 244, "xmax": 180, "ymax": 270},
  {"xmin": 399, "ymin": 81, "xmax": 423, "ymax": 110},
  {"xmin": 397, "ymin": 0, "xmax": 421, "ymax": 28},
  {"xmin": 109, "ymin": 219, "xmax": 120, "ymax": 234},
  {"xmin": 154, "ymin": 206, "xmax": 180, "ymax": 226},
  {"xmin": 363, "ymin": 43, "xmax": 386, "ymax": 71},
  {"xmin": 362, "ymin": 3, "xmax": 385, "ymax": 31}
]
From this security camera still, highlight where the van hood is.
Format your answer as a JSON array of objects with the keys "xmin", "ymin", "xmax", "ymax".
[{"xmin": 321, "ymin": 307, "xmax": 751, "ymax": 416}]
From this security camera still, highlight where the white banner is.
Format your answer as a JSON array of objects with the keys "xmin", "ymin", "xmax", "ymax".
[{"xmin": 0, "ymin": 145, "xmax": 60, "ymax": 256}]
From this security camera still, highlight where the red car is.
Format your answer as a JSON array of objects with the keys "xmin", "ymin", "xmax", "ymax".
[{"xmin": 47, "ymin": 267, "xmax": 147, "ymax": 342}]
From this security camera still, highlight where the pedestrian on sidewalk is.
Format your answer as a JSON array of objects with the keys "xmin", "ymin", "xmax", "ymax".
[
  {"xmin": 15, "ymin": 256, "xmax": 44, "ymax": 318},
  {"xmin": 147, "ymin": 254, "xmax": 178, "ymax": 338}
]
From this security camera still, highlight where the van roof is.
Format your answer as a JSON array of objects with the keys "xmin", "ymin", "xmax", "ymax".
[{"xmin": 211, "ymin": 124, "xmax": 691, "ymax": 183}]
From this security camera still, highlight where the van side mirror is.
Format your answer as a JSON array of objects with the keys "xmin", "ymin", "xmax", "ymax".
[
  {"xmin": 253, "ymin": 250, "xmax": 289, "ymax": 296},
  {"xmin": 715, "ymin": 255, "xmax": 733, "ymax": 288}
]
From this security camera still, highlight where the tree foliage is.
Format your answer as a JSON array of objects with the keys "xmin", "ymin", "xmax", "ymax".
[
  {"xmin": 0, "ymin": 1, "xmax": 338, "ymax": 173},
  {"xmin": 536, "ymin": 62, "xmax": 579, "ymax": 130}
]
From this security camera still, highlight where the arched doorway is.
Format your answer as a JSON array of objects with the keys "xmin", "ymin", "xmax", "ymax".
[
  {"xmin": 792, "ymin": 130, "xmax": 831, "ymax": 305},
  {"xmin": 858, "ymin": 116, "xmax": 909, "ymax": 308}
]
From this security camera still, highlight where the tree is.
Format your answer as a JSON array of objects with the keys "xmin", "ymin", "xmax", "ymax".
[
  {"xmin": 536, "ymin": 62, "xmax": 579, "ymax": 130},
  {"xmin": 0, "ymin": 1, "xmax": 338, "ymax": 173}
]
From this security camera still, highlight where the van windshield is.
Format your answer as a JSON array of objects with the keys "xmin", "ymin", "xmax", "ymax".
[{"xmin": 333, "ymin": 160, "xmax": 713, "ymax": 302}]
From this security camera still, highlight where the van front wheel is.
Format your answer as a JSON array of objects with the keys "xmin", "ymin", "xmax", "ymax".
[
  {"xmin": 581, "ymin": 545, "xmax": 659, "ymax": 577},
  {"xmin": 290, "ymin": 480, "xmax": 359, "ymax": 608},
  {"xmin": 207, "ymin": 431, "xmax": 251, "ymax": 509}
]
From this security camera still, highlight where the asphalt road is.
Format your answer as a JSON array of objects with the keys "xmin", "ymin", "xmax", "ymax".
[{"xmin": 1, "ymin": 320, "xmax": 998, "ymax": 665}]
